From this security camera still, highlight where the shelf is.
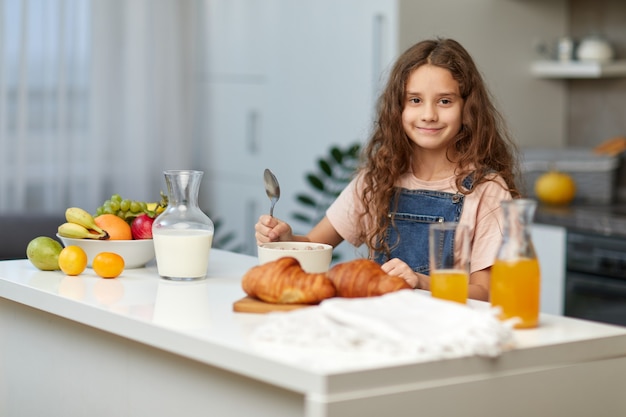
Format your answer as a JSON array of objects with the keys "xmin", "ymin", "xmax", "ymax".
[{"xmin": 531, "ymin": 60, "xmax": 626, "ymax": 79}]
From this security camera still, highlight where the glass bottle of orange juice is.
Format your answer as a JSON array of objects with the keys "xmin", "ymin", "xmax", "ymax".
[{"xmin": 490, "ymin": 199, "xmax": 541, "ymax": 329}]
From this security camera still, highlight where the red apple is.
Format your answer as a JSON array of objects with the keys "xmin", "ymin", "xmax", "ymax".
[{"xmin": 131, "ymin": 214, "xmax": 154, "ymax": 239}]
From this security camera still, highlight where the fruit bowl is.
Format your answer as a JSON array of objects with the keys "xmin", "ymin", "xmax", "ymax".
[
  {"xmin": 257, "ymin": 242, "xmax": 333, "ymax": 273},
  {"xmin": 56, "ymin": 234, "xmax": 155, "ymax": 269}
]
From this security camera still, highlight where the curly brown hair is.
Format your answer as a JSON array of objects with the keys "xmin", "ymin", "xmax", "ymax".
[{"xmin": 358, "ymin": 38, "xmax": 521, "ymax": 258}]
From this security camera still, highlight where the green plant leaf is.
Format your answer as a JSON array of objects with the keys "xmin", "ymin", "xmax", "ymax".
[
  {"xmin": 321, "ymin": 188, "xmax": 340, "ymax": 198},
  {"xmin": 291, "ymin": 141, "xmax": 363, "ymax": 263},
  {"xmin": 348, "ymin": 143, "xmax": 361, "ymax": 157},
  {"xmin": 296, "ymin": 194, "xmax": 317, "ymax": 207},
  {"xmin": 292, "ymin": 212, "xmax": 313, "ymax": 223},
  {"xmin": 204, "ymin": 211, "xmax": 246, "ymax": 254},
  {"xmin": 306, "ymin": 174, "xmax": 325, "ymax": 191},
  {"xmin": 330, "ymin": 147, "xmax": 343, "ymax": 164},
  {"xmin": 214, "ymin": 231, "xmax": 236, "ymax": 246},
  {"xmin": 318, "ymin": 159, "xmax": 332, "ymax": 176}
]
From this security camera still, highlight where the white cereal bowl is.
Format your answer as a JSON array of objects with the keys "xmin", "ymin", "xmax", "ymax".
[
  {"xmin": 257, "ymin": 242, "xmax": 333, "ymax": 273},
  {"xmin": 56, "ymin": 234, "xmax": 155, "ymax": 269}
]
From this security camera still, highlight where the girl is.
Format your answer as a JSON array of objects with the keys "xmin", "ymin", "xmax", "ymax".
[{"xmin": 255, "ymin": 38, "xmax": 521, "ymax": 301}]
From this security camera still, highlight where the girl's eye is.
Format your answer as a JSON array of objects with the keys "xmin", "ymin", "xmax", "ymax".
[
  {"xmin": 409, "ymin": 97, "xmax": 420, "ymax": 104},
  {"xmin": 440, "ymin": 98, "xmax": 452, "ymax": 105}
]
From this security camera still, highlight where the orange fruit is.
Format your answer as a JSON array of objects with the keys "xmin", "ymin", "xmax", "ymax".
[
  {"xmin": 535, "ymin": 171, "xmax": 576, "ymax": 206},
  {"xmin": 58, "ymin": 245, "xmax": 88, "ymax": 276},
  {"xmin": 94, "ymin": 214, "xmax": 132, "ymax": 240},
  {"xmin": 93, "ymin": 252, "xmax": 125, "ymax": 279}
]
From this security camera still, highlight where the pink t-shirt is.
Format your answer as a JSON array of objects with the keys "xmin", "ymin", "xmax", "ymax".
[{"xmin": 326, "ymin": 171, "xmax": 512, "ymax": 273}]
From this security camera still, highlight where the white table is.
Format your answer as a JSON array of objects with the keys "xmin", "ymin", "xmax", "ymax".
[{"xmin": 1, "ymin": 249, "xmax": 626, "ymax": 417}]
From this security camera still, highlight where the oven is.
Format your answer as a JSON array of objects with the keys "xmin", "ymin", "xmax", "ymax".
[{"xmin": 565, "ymin": 231, "xmax": 626, "ymax": 326}]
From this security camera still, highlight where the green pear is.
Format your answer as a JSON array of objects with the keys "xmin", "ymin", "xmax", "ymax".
[{"xmin": 26, "ymin": 236, "xmax": 63, "ymax": 271}]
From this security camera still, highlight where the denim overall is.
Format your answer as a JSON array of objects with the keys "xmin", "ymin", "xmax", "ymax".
[{"xmin": 373, "ymin": 175, "xmax": 473, "ymax": 275}]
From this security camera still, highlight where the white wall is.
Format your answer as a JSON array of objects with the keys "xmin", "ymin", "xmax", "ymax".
[{"xmin": 398, "ymin": 0, "xmax": 569, "ymax": 148}]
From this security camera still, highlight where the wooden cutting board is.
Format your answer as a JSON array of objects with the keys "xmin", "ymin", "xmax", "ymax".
[{"xmin": 232, "ymin": 296, "xmax": 316, "ymax": 314}]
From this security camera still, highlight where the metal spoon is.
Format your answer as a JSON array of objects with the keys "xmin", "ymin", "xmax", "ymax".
[{"xmin": 263, "ymin": 168, "xmax": 280, "ymax": 217}]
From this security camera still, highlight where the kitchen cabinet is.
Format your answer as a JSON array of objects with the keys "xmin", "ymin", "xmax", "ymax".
[
  {"xmin": 200, "ymin": 0, "xmax": 398, "ymax": 255},
  {"xmin": 202, "ymin": 83, "xmax": 267, "ymax": 177},
  {"xmin": 532, "ymin": 224, "xmax": 566, "ymax": 315},
  {"xmin": 203, "ymin": 177, "xmax": 266, "ymax": 256},
  {"xmin": 202, "ymin": 0, "xmax": 278, "ymax": 78},
  {"xmin": 3, "ymin": 254, "xmax": 626, "ymax": 417}
]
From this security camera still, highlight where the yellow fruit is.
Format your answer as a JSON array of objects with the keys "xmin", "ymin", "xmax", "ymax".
[
  {"xmin": 93, "ymin": 252, "xmax": 125, "ymax": 279},
  {"xmin": 26, "ymin": 236, "xmax": 63, "ymax": 271},
  {"xmin": 58, "ymin": 245, "xmax": 88, "ymax": 276},
  {"xmin": 534, "ymin": 171, "xmax": 576, "ymax": 205}
]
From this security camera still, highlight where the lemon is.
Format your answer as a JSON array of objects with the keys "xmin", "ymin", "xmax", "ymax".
[
  {"xmin": 534, "ymin": 171, "xmax": 576, "ymax": 205},
  {"xmin": 58, "ymin": 245, "xmax": 88, "ymax": 276},
  {"xmin": 26, "ymin": 236, "xmax": 63, "ymax": 271}
]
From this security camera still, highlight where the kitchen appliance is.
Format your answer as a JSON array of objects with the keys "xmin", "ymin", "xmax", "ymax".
[{"xmin": 565, "ymin": 231, "xmax": 626, "ymax": 326}]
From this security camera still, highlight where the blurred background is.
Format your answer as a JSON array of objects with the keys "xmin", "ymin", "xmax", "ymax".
[{"xmin": 1, "ymin": 0, "xmax": 625, "ymax": 257}]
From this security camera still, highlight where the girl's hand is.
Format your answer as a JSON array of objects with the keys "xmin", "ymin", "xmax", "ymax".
[
  {"xmin": 381, "ymin": 258, "xmax": 422, "ymax": 289},
  {"xmin": 255, "ymin": 215, "xmax": 294, "ymax": 244}
]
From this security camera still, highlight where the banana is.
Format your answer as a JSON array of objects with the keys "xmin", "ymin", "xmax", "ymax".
[
  {"xmin": 65, "ymin": 207, "xmax": 109, "ymax": 238},
  {"xmin": 58, "ymin": 222, "xmax": 106, "ymax": 240},
  {"xmin": 145, "ymin": 198, "xmax": 166, "ymax": 217}
]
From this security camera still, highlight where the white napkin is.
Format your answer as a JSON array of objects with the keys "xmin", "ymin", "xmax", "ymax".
[{"xmin": 249, "ymin": 290, "xmax": 515, "ymax": 370}]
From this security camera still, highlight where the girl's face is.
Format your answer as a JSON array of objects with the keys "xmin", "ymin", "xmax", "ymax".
[{"xmin": 401, "ymin": 64, "xmax": 463, "ymax": 153}]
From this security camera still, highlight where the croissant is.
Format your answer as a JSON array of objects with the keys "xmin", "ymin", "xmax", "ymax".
[
  {"xmin": 327, "ymin": 259, "xmax": 411, "ymax": 298},
  {"xmin": 242, "ymin": 257, "xmax": 336, "ymax": 304}
]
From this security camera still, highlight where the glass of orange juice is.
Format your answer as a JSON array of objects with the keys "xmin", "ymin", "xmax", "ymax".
[{"xmin": 429, "ymin": 223, "xmax": 470, "ymax": 304}]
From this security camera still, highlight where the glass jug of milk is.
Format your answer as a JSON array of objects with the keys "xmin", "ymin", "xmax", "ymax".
[{"xmin": 152, "ymin": 170, "xmax": 214, "ymax": 280}]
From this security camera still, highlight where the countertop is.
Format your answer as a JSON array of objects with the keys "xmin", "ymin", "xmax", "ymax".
[
  {"xmin": 535, "ymin": 202, "xmax": 626, "ymax": 237},
  {"xmin": 3, "ymin": 250, "xmax": 626, "ymax": 416},
  {"xmin": 1, "ymin": 250, "xmax": 626, "ymax": 378}
]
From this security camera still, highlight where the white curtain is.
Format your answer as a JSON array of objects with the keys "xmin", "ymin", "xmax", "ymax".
[{"xmin": 0, "ymin": 0, "xmax": 200, "ymax": 215}]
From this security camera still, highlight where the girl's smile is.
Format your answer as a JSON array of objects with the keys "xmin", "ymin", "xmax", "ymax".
[
  {"xmin": 402, "ymin": 64, "xmax": 463, "ymax": 151},
  {"xmin": 417, "ymin": 126, "xmax": 443, "ymax": 134}
]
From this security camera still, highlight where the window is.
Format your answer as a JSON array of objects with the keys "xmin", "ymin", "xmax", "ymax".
[{"xmin": 1, "ymin": 0, "xmax": 196, "ymax": 214}]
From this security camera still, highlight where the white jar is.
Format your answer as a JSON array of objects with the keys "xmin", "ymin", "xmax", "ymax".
[{"xmin": 576, "ymin": 35, "xmax": 614, "ymax": 63}]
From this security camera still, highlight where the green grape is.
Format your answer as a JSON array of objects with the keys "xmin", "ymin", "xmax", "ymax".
[
  {"xmin": 95, "ymin": 194, "xmax": 158, "ymax": 221},
  {"xmin": 103, "ymin": 203, "xmax": 114, "ymax": 215},
  {"xmin": 120, "ymin": 199, "xmax": 131, "ymax": 212},
  {"xmin": 109, "ymin": 200, "xmax": 120, "ymax": 212},
  {"xmin": 130, "ymin": 201, "xmax": 141, "ymax": 213}
]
